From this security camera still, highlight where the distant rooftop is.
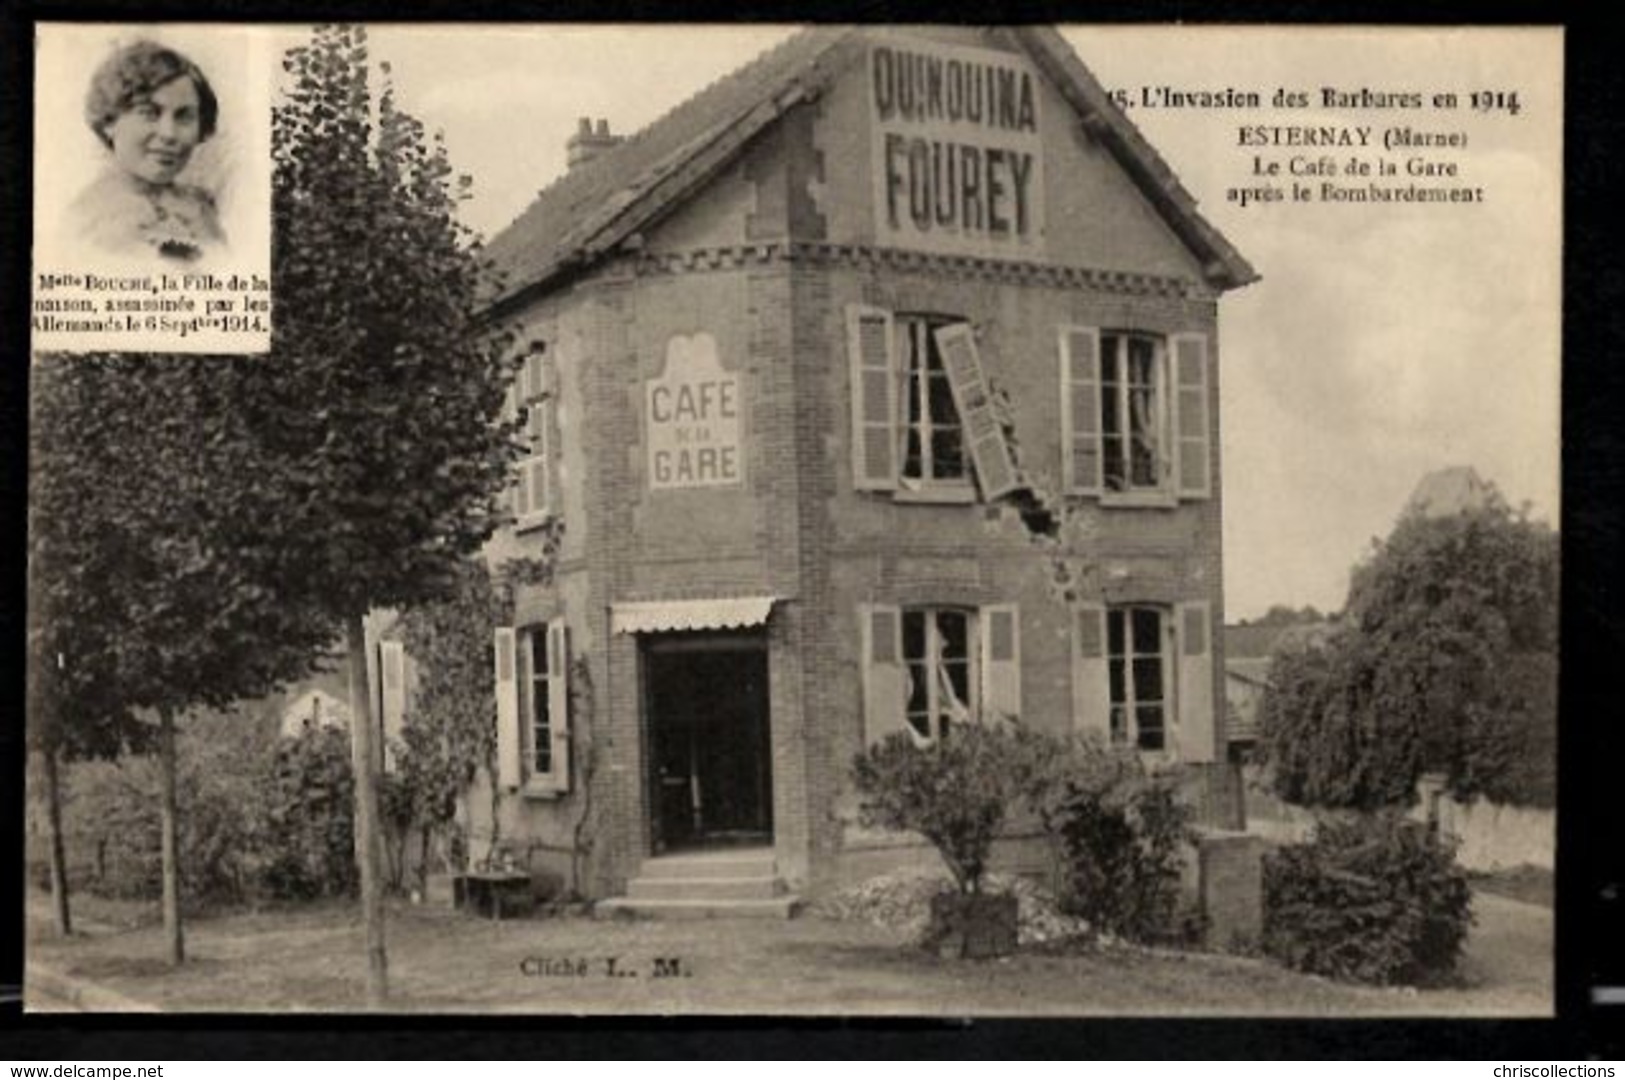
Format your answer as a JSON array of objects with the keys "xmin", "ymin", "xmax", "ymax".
[{"xmin": 1404, "ymin": 466, "xmax": 1499, "ymax": 519}]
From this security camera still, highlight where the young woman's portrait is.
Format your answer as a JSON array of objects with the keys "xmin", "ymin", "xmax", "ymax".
[{"xmin": 65, "ymin": 40, "xmax": 228, "ymax": 263}]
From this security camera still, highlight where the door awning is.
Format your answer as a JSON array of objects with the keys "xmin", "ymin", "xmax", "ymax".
[{"xmin": 611, "ymin": 596, "xmax": 776, "ymax": 636}]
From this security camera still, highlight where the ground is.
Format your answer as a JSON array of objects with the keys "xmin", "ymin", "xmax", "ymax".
[{"xmin": 25, "ymin": 887, "xmax": 1551, "ymax": 1016}]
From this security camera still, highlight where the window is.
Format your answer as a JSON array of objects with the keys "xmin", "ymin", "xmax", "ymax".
[
  {"xmin": 1107, "ymin": 606, "xmax": 1169, "ymax": 751},
  {"xmin": 902, "ymin": 608, "xmax": 975, "ymax": 743},
  {"xmin": 521, "ymin": 627, "xmax": 554, "ymax": 777},
  {"xmin": 511, "ymin": 342, "xmax": 552, "ymax": 525},
  {"xmin": 899, "ymin": 317, "xmax": 967, "ymax": 486},
  {"xmin": 860, "ymin": 603, "xmax": 1021, "ymax": 746},
  {"xmin": 1101, "ymin": 332, "xmax": 1165, "ymax": 494},
  {"xmin": 847, "ymin": 305, "xmax": 1020, "ymax": 501},
  {"xmin": 493, "ymin": 620, "xmax": 571, "ymax": 793},
  {"xmin": 1072, "ymin": 600, "xmax": 1216, "ymax": 762},
  {"xmin": 1059, "ymin": 327, "xmax": 1211, "ymax": 501}
]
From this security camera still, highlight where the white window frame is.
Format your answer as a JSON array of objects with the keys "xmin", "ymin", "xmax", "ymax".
[
  {"xmin": 1106, "ymin": 604, "xmax": 1174, "ymax": 753},
  {"xmin": 1099, "ymin": 331, "xmax": 1172, "ymax": 504},
  {"xmin": 897, "ymin": 315, "xmax": 973, "ymax": 495},
  {"xmin": 900, "ymin": 606, "xmax": 978, "ymax": 744},
  {"xmin": 519, "ymin": 624, "xmax": 556, "ymax": 784}
]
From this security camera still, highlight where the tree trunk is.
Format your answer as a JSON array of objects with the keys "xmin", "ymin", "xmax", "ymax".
[
  {"xmin": 157, "ymin": 707, "xmax": 184, "ymax": 966},
  {"xmin": 345, "ymin": 611, "xmax": 388, "ymax": 1007},
  {"xmin": 417, "ymin": 824, "xmax": 431, "ymax": 897},
  {"xmin": 42, "ymin": 748, "xmax": 71, "ymax": 937}
]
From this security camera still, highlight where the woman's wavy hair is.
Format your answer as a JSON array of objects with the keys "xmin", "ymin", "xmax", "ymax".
[{"xmin": 85, "ymin": 41, "xmax": 219, "ymax": 150}]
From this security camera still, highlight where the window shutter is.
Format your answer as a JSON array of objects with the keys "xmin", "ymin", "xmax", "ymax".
[
  {"xmin": 494, "ymin": 627, "xmax": 520, "ymax": 790},
  {"xmin": 379, "ymin": 640, "xmax": 406, "ymax": 771},
  {"xmin": 1171, "ymin": 333, "xmax": 1212, "ymax": 499},
  {"xmin": 1177, "ymin": 601, "xmax": 1216, "ymax": 763},
  {"xmin": 1060, "ymin": 326, "xmax": 1104, "ymax": 495},
  {"xmin": 846, "ymin": 304, "xmax": 898, "ymax": 491},
  {"xmin": 859, "ymin": 604, "xmax": 907, "ymax": 744},
  {"xmin": 1071, "ymin": 604, "xmax": 1111, "ymax": 743},
  {"xmin": 544, "ymin": 620, "xmax": 571, "ymax": 792},
  {"xmin": 979, "ymin": 604, "xmax": 1021, "ymax": 723},
  {"xmin": 529, "ymin": 404, "xmax": 551, "ymax": 518},
  {"xmin": 934, "ymin": 323, "xmax": 1020, "ymax": 500}
]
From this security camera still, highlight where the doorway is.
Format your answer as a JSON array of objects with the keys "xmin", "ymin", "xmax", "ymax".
[{"xmin": 644, "ymin": 632, "xmax": 773, "ymax": 852}]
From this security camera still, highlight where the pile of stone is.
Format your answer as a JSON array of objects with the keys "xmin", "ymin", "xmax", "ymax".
[{"xmin": 816, "ymin": 869, "xmax": 1091, "ymax": 947}]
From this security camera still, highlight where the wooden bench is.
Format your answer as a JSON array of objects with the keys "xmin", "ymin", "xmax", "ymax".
[{"xmin": 454, "ymin": 871, "xmax": 534, "ymax": 920}]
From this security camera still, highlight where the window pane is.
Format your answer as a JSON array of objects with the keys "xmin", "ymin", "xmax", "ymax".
[
  {"xmin": 1110, "ymin": 704, "xmax": 1128, "ymax": 745},
  {"xmin": 931, "ymin": 429, "xmax": 965, "ymax": 478},
  {"xmin": 1133, "ymin": 657, "xmax": 1163, "ymax": 703},
  {"xmin": 906, "ymin": 662, "xmax": 929, "ymax": 713},
  {"xmin": 1108, "ymin": 657, "xmax": 1125, "ymax": 704},
  {"xmin": 928, "ymin": 371, "xmax": 957, "ymax": 424},
  {"xmin": 937, "ymin": 611, "xmax": 969, "ymax": 659},
  {"xmin": 1103, "ymin": 436, "xmax": 1126, "ymax": 492},
  {"xmin": 1128, "ymin": 336, "xmax": 1157, "ymax": 382},
  {"xmin": 906, "ymin": 713, "xmax": 933, "ymax": 741},
  {"xmin": 902, "ymin": 611, "xmax": 926, "ymax": 661},
  {"xmin": 1101, "ymin": 336, "xmax": 1121, "ymax": 384},
  {"xmin": 943, "ymin": 659, "xmax": 970, "ymax": 706},
  {"xmin": 532, "ymin": 631, "xmax": 548, "ymax": 675},
  {"xmin": 1131, "ymin": 437, "xmax": 1158, "ymax": 487},
  {"xmin": 902, "ymin": 426, "xmax": 923, "ymax": 480},
  {"xmin": 1101, "ymin": 382, "xmax": 1120, "ymax": 434},
  {"xmin": 1107, "ymin": 609, "xmax": 1126, "ymax": 657},
  {"xmin": 1132, "ymin": 608, "xmax": 1161, "ymax": 654},
  {"xmin": 1136, "ymin": 706, "xmax": 1164, "ymax": 751}
]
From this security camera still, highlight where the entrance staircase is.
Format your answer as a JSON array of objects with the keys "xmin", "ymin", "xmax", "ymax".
[{"xmin": 595, "ymin": 847, "xmax": 799, "ymax": 919}]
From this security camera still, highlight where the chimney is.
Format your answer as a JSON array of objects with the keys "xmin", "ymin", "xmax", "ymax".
[{"xmin": 566, "ymin": 117, "xmax": 623, "ymax": 171}]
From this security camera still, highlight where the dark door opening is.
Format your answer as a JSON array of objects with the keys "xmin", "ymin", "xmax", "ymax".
[{"xmin": 645, "ymin": 634, "xmax": 773, "ymax": 852}]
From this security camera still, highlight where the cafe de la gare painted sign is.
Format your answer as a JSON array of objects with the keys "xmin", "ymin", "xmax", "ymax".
[
  {"xmin": 870, "ymin": 37, "xmax": 1046, "ymax": 258},
  {"xmin": 646, "ymin": 333, "xmax": 744, "ymax": 491}
]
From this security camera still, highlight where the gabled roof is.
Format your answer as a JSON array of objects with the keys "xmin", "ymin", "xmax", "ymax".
[{"xmin": 481, "ymin": 25, "xmax": 1257, "ymax": 314}]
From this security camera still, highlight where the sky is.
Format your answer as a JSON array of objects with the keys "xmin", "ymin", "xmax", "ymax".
[{"xmin": 353, "ymin": 24, "xmax": 1561, "ymax": 622}]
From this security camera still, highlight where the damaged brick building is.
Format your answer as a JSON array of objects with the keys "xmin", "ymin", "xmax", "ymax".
[{"xmin": 463, "ymin": 24, "xmax": 1257, "ymax": 910}]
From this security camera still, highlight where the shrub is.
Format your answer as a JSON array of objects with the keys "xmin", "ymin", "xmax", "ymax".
[
  {"xmin": 852, "ymin": 723, "xmax": 1042, "ymax": 896},
  {"xmin": 1034, "ymin": 739, "xmax": 1197, "ymax": 944},
  {"xmin": 1263, "ymin": 812, "xmax": 1473, "ymax": 986},
  {"xmin": 257, "ymin": 726, "xmax": 358, "ymax": 901}
]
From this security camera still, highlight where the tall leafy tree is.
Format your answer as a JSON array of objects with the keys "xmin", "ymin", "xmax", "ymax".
[
  {"xmin": 28, "ymin": 352, "xmax": 336, "ymax": 958},
  {"xmin": 265, "ymin": 25, "xmax": 518, "ymax": 1005},
  {"xmin": 1259, "ymin": 487, "xmax": 1558, "ymax": 810}
]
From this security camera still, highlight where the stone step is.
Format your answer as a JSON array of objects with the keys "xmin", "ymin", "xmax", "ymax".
[
  {"xmin": 636, "ymin": 849, "xmax": 777, "ymax": 880},
  {"xmin": 595, "ymin": 896, "xmax": 801, "ymax": 920},
  {"xmin": 625, "ymin": 875, "xmax": 784, "ymax": 902}
]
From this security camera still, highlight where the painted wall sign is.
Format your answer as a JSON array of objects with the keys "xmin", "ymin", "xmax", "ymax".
[
  {"xmin": 646, "ymin": 333, "xmax": 744, "ymax": 490},
  {"xmin": 869, "ymin": 38, "xmax": 1046, "ymax": 258}
]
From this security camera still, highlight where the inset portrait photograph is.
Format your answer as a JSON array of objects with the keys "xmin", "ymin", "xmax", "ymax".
[{"xmin": 33, "ymin": 24, "xmax": 271, "ymax": 352}]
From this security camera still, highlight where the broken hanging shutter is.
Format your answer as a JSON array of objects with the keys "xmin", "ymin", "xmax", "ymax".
[
  {"xmin": 859, "ymin": 604, "xmax": 908, "ymax": 744},
  {"xmin": 545, "ymin": 620, "xmax": 571, "ymax": 792},
  {"xmin": 933, "ymin": 323, "xmax": 1020, "ymax": 500},
  {"xmin": 1171, "ymin": 334, "xmax": 1212, "ymax": 499},
  {"xmin": 494, "ymin": 627, "xmax": 520, "ymax": 790},
  {"xmin": 1072, "ymin": 604, "xmax": 1112, "ymax": 744},
  {"xmin": 1176, "ymin": 601, "xmax": 1216, "ymax": 763},
  {"xmin": 379, "ymin": 640, "xmax": 406, "ymax": 772},
  {"xmin": 846, "ymin": 305, "xmax": 898, "ymax": 491},
  {"xmin": 979, "ymin": 605, "xmax": 1022, "ymax": 723},
  {"xmin": 1060, "ymin": 326, "xmax": 1104, "ymax": 495}
]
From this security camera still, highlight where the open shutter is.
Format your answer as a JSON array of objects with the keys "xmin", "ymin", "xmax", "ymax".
[
  {"xmin": 979, "ymin": 604, "xmax": 1021, "ymax": 723},
  {"xmin": 545, "ymin": 619, "xmax": 571, "ymax": 792},
  {"xmin": 379, "ymin": 640, "xmax": 406, "ymax": 771},
  {"xmin": 1072, "ymin": 604, "xmax": 1111, "ymax": 743},
  {"xmin": 494, "ymin": 627, "xmax": 520, "ymax": 790},
  {"xmin": 528, "ymin": 403, "xmax": 551, "ymax": 518},
  {"xmin": 1171, "ymin": 333, "xmax": 1212, "ymax": 499},
  {"xmin": 859, "ymin": 604, "xmax": 907, "ymax": 744},
  {"xmin": 934, "ymin": 323, "xmax": 1020, "ymax": 500},
  {"xmin": 1060, "ymin": 326, "xmax": 1104, "ymax": 495},
  {"xmin": 1177, "ymin": 601, "xmax": 1216, "ymax": 763},
  {"xmin": 846, "ymin": 304, "xmax": 898, "ymax": 491}
]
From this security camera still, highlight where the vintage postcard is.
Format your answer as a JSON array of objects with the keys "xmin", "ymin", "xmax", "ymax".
[{"xmin": 25, "ymin": 23, "xmax": 1560, "ymax": 1017}]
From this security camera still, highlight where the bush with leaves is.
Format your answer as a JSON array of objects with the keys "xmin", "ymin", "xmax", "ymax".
[
  {"xmin": 1032, "ymin": 738, "xmax": 1197, "ymax": 944},
  {"xmin": 852, "ymin": 723, "xmax": 1045, "ymax": 896},
  {"xmin": 258, "ymin": 726, "xmax": 358, "ymax": 901},
  {"xmin": 1263, "ymin": 812, "xmax": 1473, "ymax": 986}
]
